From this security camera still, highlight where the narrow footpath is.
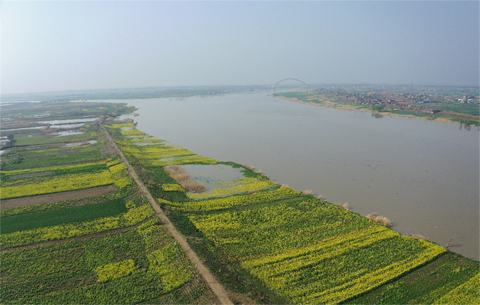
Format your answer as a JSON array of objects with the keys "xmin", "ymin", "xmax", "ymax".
[{"xmin": 102, "ymin": 126, "xmax": 234, "ymax": 305}]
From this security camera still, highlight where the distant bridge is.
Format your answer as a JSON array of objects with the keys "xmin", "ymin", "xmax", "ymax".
[{"xmin": 272, "ymin": 78, "xmax": 308, "ymax": 95}]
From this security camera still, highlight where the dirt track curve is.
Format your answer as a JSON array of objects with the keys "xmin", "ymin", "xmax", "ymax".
[{"xmin": 102, "ymin": 126, "xmax": 234, "ymax": 305}]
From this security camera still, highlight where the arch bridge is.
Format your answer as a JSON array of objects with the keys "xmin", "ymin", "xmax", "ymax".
[{"xmin": 272, "ymin": 78, "xmax": 308, "ymax": 95}]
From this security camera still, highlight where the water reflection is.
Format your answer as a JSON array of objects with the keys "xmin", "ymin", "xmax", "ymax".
[{"xmin": 459, "ymin": 120, "xmax": 472, "ymax": 131}]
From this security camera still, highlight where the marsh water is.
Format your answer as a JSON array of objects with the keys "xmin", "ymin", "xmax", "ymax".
[{"xmin": 109, "ymin": 92, "xmax": 479, "ymax": 260}]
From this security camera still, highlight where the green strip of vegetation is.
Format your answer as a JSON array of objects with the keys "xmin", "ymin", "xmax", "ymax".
[
  {"xmin": 347, "ymin": 252, "xmax": 480, "ymax": 304},
  {"xmin": 1, "ymin": 224, "xmax": 214, "ymax": 304},
  {"xmin": 275, "ymin": 91, "xmax": 480, "ymax": 126},
  {"xmin": 1, "ymin": 163, "xmax": 109, "ymax": 186},
  {"xmin": 1, "ymin": 193, "xmax": 121, "ymax": 218},
  {"xmin": 13, "ymin": 132, "xmax": 93, "ymax": 146},
  {"xmin": 1, "ymin": 144, "xmax": 105, "ymax": 170},
  {"xmin": 0, "ymin": 199, "xmax": 127, "ymax": 234}
]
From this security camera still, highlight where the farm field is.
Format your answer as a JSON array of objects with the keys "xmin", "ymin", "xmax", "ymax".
[
  {"xmin": 108, "ymin": 122, "xmax": 480, "ymax": 304},
  {"xmin": 0, "ymin": 102, "xmax": 219, "ymax": 304},
  {"xmin": 1, "ymin": 101, "xmax": 478, "ymax": 304}
]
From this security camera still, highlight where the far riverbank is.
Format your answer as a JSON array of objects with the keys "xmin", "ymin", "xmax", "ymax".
[{"xmin": 275, "ymin": 92, "xmax": 480, "ymax": 127}]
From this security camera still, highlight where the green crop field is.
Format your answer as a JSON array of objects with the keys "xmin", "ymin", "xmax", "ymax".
[
  {"xmin": 424, "ymin": 103, "xmax": 480, "ymax": 116},
  {"xmin": 108, "ymin": 123, "xmax": 478, "ymax": 305},
  {"xmin": 2, "ymin": 101, "xmax": 478, "ymax": 305},
  {"xmin": 1, "ymin": 199, "xmax": 127, "ymax": 234},
  {"xmin": 12, "ymin": 132, "xmax": 92, "ymax": 146},
  {"xmin": 349, "ymin": 252, "xmax": 480, "ymax": 304},
  {"xmin": 1, "ymin": 221, "xmax": 215, "ymax": 304},
  {"xmin": 0, "ymin": 102, "xmax": 218, "ymax": 304},
  {"xmin": 1, "ymin": 138, "xmax": 104, "ymax": 171}
]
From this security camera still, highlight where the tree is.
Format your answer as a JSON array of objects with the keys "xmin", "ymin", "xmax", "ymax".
[{"xmin": 372, "ymin": 104, "xmax": 385, "ymax": 112}]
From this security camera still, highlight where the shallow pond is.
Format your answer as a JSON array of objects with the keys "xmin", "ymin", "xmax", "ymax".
[
  {"xmin": 62, "ymin": 140, "xmax": 97, "ymax": 148},
  {"xmin": 38, "ymin": 117, "xmax": 99, "ymax": 124},
  {"xmin": 101, "ymin": 92, "xmax": 479, "ymax": 260},
  {"xmin": 1, "ymin": 126, "xmax": 45, "ymax": 132},
  {"xmin": 180, "ymin": 164, "xmax": 246, "ymax": 191},
  {"xmin": 50, "ymin": 123, "xmax": 87, "ymax": 129},
  {"xmin": 53, "ymin": 131, "xmax": 85, "ymax": 137}
]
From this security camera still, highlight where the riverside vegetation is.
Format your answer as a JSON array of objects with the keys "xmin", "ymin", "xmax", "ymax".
[
  {"xmin": 0, "ymin": 102, "xmax": 218, "ymax": 304},
  {"xmin": 108, "ymin": 121, "xmax": 479, "ymax": 304},
  {"xmin": 1, "ymin": 101, "xmax": 478, "ymax": 304},
  {"xmin": 275, "ymin": 89, "xmax": 480, "ymax": 126}
]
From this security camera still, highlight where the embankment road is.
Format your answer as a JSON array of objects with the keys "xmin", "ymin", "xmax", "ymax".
[{"xmin": 102, "ymin": 126, "xmax": 234, "ymax": 305}]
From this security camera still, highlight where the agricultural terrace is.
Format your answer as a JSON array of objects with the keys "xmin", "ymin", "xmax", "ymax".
[
  {"xmin": 108, "ymin": 123, "xmax": 480, "ymax": 305},
  {"xmin": 1, "ymin": 101, "xmax": 219, "ymax": 304}
]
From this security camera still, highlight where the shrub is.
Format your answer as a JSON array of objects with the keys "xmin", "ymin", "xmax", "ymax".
[
  {"xmin": 366, "ymin": 213, "xmax": 392, "ymax": 227},
  {"xmin": 302, "ymin": 189, "xmax": 314, "ymax": 196}
]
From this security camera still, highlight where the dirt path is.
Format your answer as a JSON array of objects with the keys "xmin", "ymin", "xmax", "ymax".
[
  {"xmin": 102, "ymin": 126, "xmax": 234, "ymax": 305},
  {"xmin": 0, "ymin": 185, "xmax": 118, "ymax": 210}
]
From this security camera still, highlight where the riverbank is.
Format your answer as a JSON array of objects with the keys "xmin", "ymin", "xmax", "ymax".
[
  {"xmin": 0, "ymin": 101, "xmax": 222, "ymax": 304},
  {"xmin": 119, "ymin": 93, "xmax": 479, "ymax": 260},
  {"xmin": 106, "ymin": 122, "xmax": 479, "ymax": 304},
  {"xmin": 1, "ymin": 100, "xmax": 478, "ymax": 304},
  {"xmin": 275, "ymin": 93, "xmax": 480, "ymax": 127}
]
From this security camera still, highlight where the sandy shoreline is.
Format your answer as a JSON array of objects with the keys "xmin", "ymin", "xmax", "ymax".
[{"xmin": 276, "ymin": 96, "xmax": 470, "ymax": 125}]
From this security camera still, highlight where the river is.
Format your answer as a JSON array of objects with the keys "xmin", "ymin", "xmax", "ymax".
[{"xmin": 107, "ymin": 91, "xmax": 479, "ymax": 260}]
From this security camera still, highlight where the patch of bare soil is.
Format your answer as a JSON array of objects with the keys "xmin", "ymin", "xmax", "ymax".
[
  {"xmin": 8, "ymin": 179, "xmax": 44, "ymax": 187},
  {"xmin": 0, "ymin": 226, "xmax": 135, "ymax": 253},
  {"xmin": 227, "ymin": 291, "xmax": 258, "ymax": 305},
  {"xmin": 9, "ymin": 171, "xmax": 53, "ymax": 180},
  {"xmin": 0, "ymin": 120, "xmax": 49, "ymax": 130},
  {"xmin": 100, "ymin": 133, "xmax": 117, "ymax": 158},
  {"xmin": 1, "ymin": 185, "xmax": 118, "ymax": 210}
]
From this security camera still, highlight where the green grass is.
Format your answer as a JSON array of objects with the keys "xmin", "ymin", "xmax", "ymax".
[
  {"xmin": 166, "ymin": 202, "xmax": 289, "ymax": 304},
  {"xmin": 1, "ymin": 223, "xmax": 213, "ymax": 304},
  {"xmin": 1, "ymin": 192, "xmax": 122, "ymax": 218},
  {"xmin": 1, "ymin": 163, "xmax": 109, "ymax": 185},
  {"xmin": 0, "ymin": 101, "xmax": 134, "ymax": 119},
  {"xmin": 13, "ymin": 132, "xmax": 93, "ymax": 146},
  {"xmin": 424, "ymin": 103, "xmax": 480, "ymax": 116},
  {"xmin": 346, "ymin": 252, "xmax": 480, "ymax": 304},
  {"xmin": 142, "ymin": 276, "xmax": 217, "ymax": 304},
  {"xmin": 275, "ymin": 91, "xmax": 313, "ymax": 102},
  {"xmin": 220, "ymin": 161, "xmax": 263, "ymax": 178},
  {"xmin": 1, "ymin": 144, "xmax": 105, "ymax": 170},
  {"xmin": 278, "ymin": 91, "xmax": 479, "ymax": 125},
  {"xmin": 0, "ymin": 199, "xmax": 127, "ymax": 234},
  {"xmin": 134, "ymin": 164, "xmax": 190, "ymax": 203}
]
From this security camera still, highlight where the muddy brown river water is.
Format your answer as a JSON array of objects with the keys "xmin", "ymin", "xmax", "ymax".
[{"xmin": 108, "ymin": 92, "xmax": 479, "ymax": 260}]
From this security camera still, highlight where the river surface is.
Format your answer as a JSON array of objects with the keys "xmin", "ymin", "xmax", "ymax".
[{"xmin": 107, "ymin": 92, "xmax": 479, "ymax": 260}]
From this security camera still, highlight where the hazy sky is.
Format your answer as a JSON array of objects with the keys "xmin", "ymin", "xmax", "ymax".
[{"xmin": 2, "ymin": 1, "xmax": 479, "ymax": 94}]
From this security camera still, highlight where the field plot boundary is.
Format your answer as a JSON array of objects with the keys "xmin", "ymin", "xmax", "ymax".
[
  {"xmin": 0, "ymin": 185, "xmax": 118, "ymax": 210},
  {"xmin": 0, "ymin": 226, "xmax": 134, "ymax": 254}
]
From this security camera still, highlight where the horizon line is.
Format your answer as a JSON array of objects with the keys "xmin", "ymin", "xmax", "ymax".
[{"xmin": 2, "ymin": 83, "xmax": 479, "ymax": 97}]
